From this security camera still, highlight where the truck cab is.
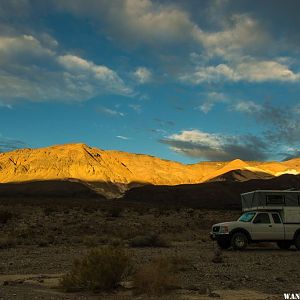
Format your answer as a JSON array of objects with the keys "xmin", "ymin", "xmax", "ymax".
[{"xmin": 210, "ymin": 190, "xmax": 300, "ymax": 250}]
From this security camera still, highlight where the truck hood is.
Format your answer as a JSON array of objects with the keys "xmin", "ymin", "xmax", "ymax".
[{"xmin": 213, "ymin": 221, "xmax": 244, "ymax": 228}]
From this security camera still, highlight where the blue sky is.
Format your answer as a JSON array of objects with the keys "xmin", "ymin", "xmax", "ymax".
[{"xmin": 1, "ymin": 0, "xmax": 300, "ymax": 163}]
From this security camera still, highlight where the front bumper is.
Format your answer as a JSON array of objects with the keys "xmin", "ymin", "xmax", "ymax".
[{"xmin": 210, "ymin": 232, "xmax": 230, "ymax": 241}]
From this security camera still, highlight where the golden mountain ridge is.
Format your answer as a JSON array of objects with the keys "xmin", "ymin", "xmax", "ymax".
[{"xmin": 0, "ymin": 143, "xmax": 299, "ymax": 198}]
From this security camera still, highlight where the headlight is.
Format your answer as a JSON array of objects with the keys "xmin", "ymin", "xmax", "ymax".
[{"xmin": 219, "ymin": 226, "xmax": 229, "ymax": 234}]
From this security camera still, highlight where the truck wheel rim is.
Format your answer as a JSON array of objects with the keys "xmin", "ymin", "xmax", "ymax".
[{"xmin": 236, "ymin": 236, "xmax": 245, "ymax": 247}]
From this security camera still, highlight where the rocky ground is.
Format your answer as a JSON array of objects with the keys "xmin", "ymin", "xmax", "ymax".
[{"xmin": 0, "ymin": 198, "xmax": 299, "ymax": 299}]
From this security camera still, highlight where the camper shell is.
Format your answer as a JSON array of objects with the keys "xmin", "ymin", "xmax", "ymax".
[{"xmin": 241, "ymin": 190, "xmax": 300, "ymax": 223}]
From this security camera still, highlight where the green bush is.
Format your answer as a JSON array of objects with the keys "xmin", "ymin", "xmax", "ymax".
[
  {"xmin": 133, "ymin": 256, "xmax": 178, "ymax": 295},
  {"xmin": 60, "ymin": 246, "xmax": 131, "ymax": 292},
  {"xmin": 130, "ymin": 233, "xmax": 169, "ymax": 248}
]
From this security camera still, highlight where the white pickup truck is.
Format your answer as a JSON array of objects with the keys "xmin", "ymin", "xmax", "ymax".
[{"xmin": 210, "ymin": 190, "xmax": 300, "ymax": 250}]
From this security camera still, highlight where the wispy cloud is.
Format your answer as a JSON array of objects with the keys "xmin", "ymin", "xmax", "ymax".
[
  {"xmin": 116, "ymin": 135, "xmax": 129, "ymax": 140},
  {"xmin": 97, "ymin": 106, "xmax": 125, "ymax": 117},
  {"xmin": 129, "ymin": 104, "xmax": 142, "ymax": 113},
  {"xmin": 198, "ymin": 92, "xmax": 227, "ymax": 113}
]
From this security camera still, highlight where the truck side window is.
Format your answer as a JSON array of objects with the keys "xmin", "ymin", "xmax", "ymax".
[
  {"xmin": 253, "ymin": 213, "xmax": 270, "ymax": 224},
  {"xmin": 272, "ymin": 213, "xmax": 281, "ymax": 224}
]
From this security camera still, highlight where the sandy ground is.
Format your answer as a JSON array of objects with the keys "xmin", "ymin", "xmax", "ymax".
[{"xmin": 0, "ymin": 200, "xmax": 299, "ymax": 299}]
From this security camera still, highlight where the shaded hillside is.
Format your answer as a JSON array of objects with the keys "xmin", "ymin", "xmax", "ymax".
[
  {"xmin": 207, "ymin": 169, "xmax": 274, "ymax": 182},
  {"xmin": 122, "ymin": 174, "xmax": 300, "ymax": 210},
  {"xmin": 0, "ymin": 180, "xmax": 104, "ymax": 198}
]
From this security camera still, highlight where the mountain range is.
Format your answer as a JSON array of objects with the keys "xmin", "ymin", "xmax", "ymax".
[{"xmin": 1, "ymin": 143, "xmax": 300, "ymax": 206}]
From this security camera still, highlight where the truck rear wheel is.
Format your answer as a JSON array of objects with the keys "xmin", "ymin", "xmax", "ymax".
[
  {"xmin": 231, "ymin": 232, "xmax": 248, "ymax": 250},
  {"xmin": 277, "ymin": 241, "xmax": 292, "ymax": 250},
  {"xmin": 217, "ymin": 239, "xmax": 230, "ymax": 249},
  {"xmin": 295, "ymin": 235, "xmax": 300, "ymax": 250}
]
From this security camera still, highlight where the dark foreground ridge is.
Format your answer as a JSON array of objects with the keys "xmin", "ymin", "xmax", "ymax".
[
  {"xmin": 122, "ymin": 174, "xmax": 300, "ymax": 210},
  {"xmin": 0, "ymin": 180, "xmax": 103, "ymax": 199}
]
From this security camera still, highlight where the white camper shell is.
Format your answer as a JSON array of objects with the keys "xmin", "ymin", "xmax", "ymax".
[{"xmin": 241, "ymin": 190, "xmax": 300, "ymax": 223}]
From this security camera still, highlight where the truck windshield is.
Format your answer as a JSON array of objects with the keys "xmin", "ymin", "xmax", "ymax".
[{"xmin": 238, "ymin": 212, "xmax": 256, "ymax": 222}]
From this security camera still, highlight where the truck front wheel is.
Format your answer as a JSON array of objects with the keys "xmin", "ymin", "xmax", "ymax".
[
  {"xmin": 231, "ymin": 232, "xmax": 248, "ymax": 250},
  {"xmin": 294, "ymin": 235, "xmax": 300, "ymax": 250},
  {"xmin": 277, "ymin": 241, "xmax": 292, "ymax": 250}
]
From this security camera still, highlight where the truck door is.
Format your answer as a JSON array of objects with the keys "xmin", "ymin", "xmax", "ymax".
[
  {"xmin": 251, "ymin": 212, "xmax": 274, "ymax": 240},
  {"xmin": 270, "ymin": 213, "xmax": 284, "ymax": 240}
]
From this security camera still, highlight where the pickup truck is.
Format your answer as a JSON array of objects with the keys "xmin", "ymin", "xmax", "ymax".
[
  {"xmin": 211, "ymin": 210, "xmax": 300, "ymax": 250},
  {"xmin": 210, "ymin": 190, "xmax": 300, "ymax": 250}
]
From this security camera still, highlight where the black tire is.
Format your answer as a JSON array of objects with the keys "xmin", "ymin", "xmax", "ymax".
[
  {"xmin": 294, "ymin": 234, "xmax": 300, "ymax": 250},
  {"xmin": 277, "ymin": 241, "xmax": 292, "ymax": 250},
  {"xmin": 231, "ymin": 232, "xmax": 248, "ymax": 250},
  {"xmin": 217, "ymin": 239, "xmax": 230, "ymax": 249}
]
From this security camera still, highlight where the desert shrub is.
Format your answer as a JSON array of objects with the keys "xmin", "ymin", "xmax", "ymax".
[
  {"xmin": 133, "ymin": 256, "xmax": 179, "ymax": 295},
  {"xmin": 60, "ymin": 246, "xmax": 131, "ymax": 292},
  {"xmin": 0, "ymin": 209, "xmax": 14, "ymax": 224},
  {"xmin": 212, "ymin": 248, "xmax": 223, "ymax": 263},
  {"xmin": 130, "ymin": 233, "xmax": 170, "ymax": 248},
  {"xmin": 106, "ymin": 207, "xmax": 123, "ymax": 218},
  {"xmin": 0, "ymin": 235, "xmax": 16, "ymax": 249}
]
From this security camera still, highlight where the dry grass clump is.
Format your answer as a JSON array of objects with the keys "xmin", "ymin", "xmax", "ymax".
[
  {"xmin": 130, "ymin": 233, "xmax": 170, "ymax": 248},
  {"xmin": 133, "ymin": 256, "xmax": 179, "ymax": 295},
  {"xmin": 60, "ymin": 246, "xmax": 131, "ymax": 292}
]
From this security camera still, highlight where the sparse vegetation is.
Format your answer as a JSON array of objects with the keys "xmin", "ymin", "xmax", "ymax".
[
  {"xmin": 0, "ymin": 208, "xmax": 14, "ymax": 224},
  {"xmin": 130, "ymin": 233, "xmax": 170, "ymax": 248},
  {"xmin": 106, "ymin": 206, "xmax": 123, "ymax": 218},
  {"xmin": 133, "ymin": 256, "xmax": 179, "ymax": 295},
  {"xmin": 0, "ymin": 235, "xmax": 16, "ymax": 249},
  {"xmin": 212, "ymin": 248, "xmax": 224, "ymax": 263},
  {"xmin": 82, "ymin": 235, "xmax": 98, "ymax": 248},
  {"xmin": 60, "ymin": 246, "xmax": 131, "ymax": 292}
]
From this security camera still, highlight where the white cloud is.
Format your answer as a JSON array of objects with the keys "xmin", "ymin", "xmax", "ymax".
[
  {"xmin": 193, "ymin": 14, "xmax": 271, "ymax": 59},
  {"xmin": 198, "ymin": 92, "xmax": 227, "ymax": 113},
  {"xmin": 57, "ymin": 0, "xmax": 195, "ymax": 45},
  {"xmin": 0, "ymin": 34, "xmax": 132, "ymax": 103},
  {"xmin": 58, "ymin": 54, "xmax": 132, "ymax": 95},
  {"xmin": 133, "ymin": 67, "xmax": 152, "ymax": 84},
  {"xmin": 181, "ymin": 59, "xmax": 300, "ymax": 84},
  {"xmin": 169, "ymin": 129, "xmax": 223, "ymax": 149},
  {"xmin": 160, "ymin": 129, "xmax": 269, "ymax": 161},
  {"xmin": 232, "ymin": 100, "xmax": 263, "ymax": 114},
  {"xmin": 0, "ymin": 34, "xmax": 55, "ymax": 62}
]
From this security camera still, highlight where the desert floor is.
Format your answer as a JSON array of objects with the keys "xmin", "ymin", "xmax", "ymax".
[{"xmin": 0, "ymin": 198, "xmax": 299, "ymax": 299}]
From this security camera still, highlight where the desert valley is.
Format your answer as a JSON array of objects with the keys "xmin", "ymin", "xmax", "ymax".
[{"xmin": 0, "ymin": 144, "xmax": 300, "ymax": 299}]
